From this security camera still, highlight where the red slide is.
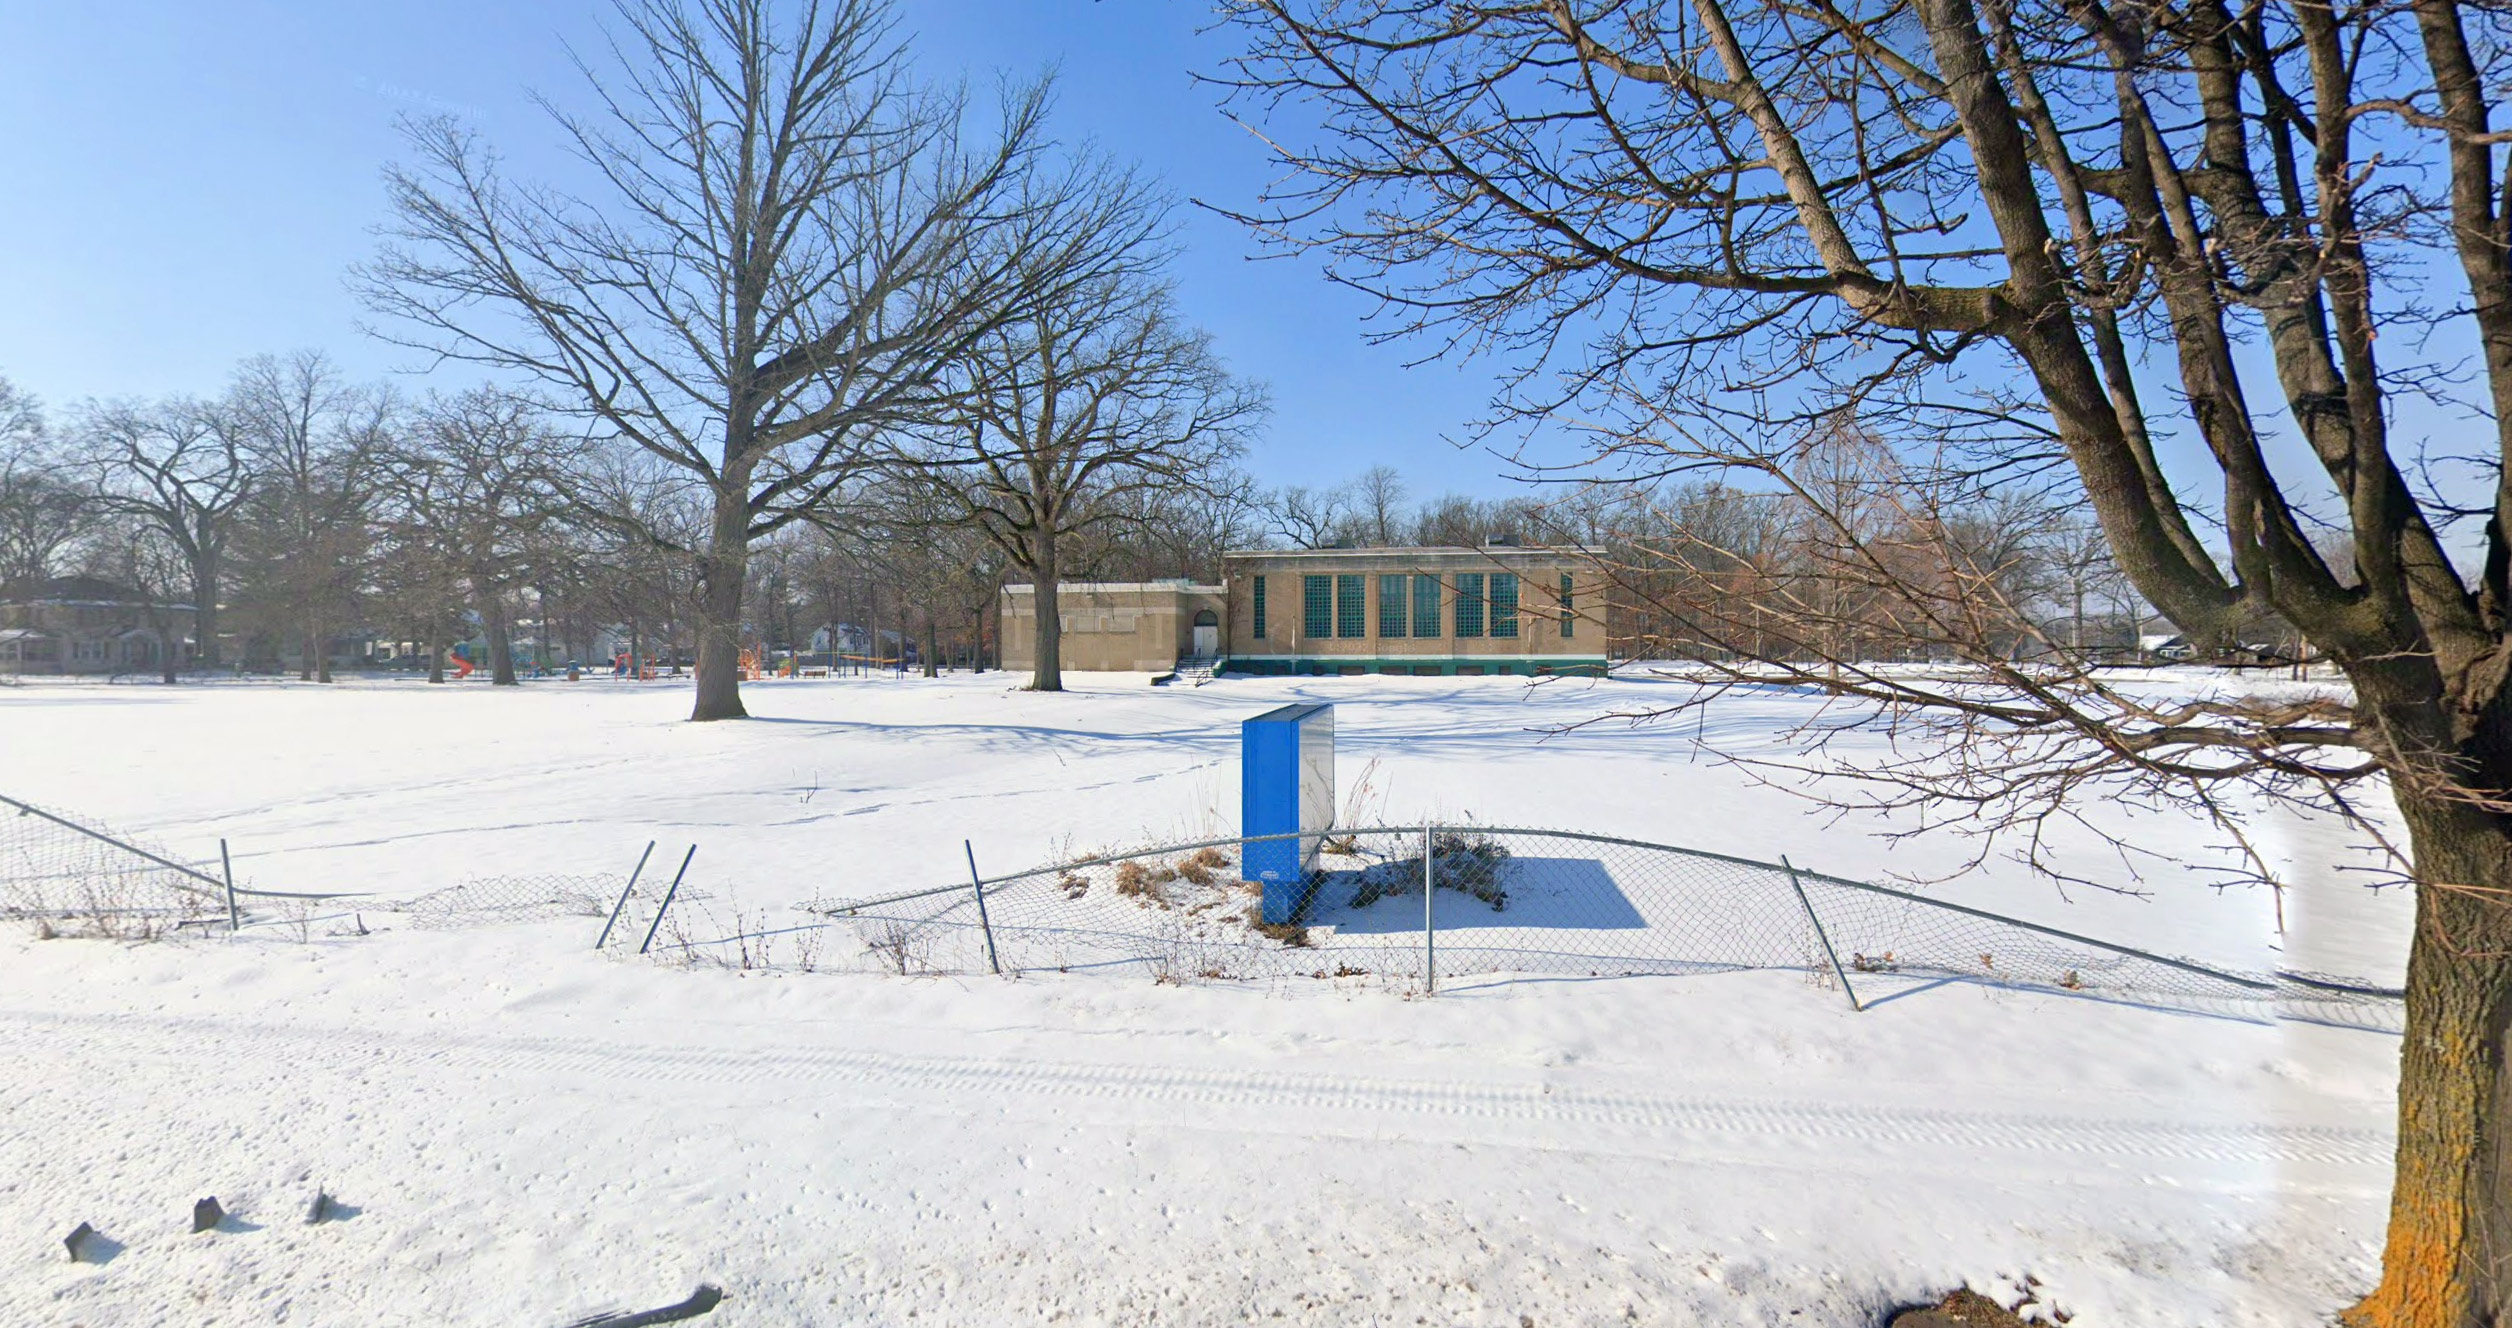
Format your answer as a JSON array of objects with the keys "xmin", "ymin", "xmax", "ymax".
[{"xmin": 450, "ymin": 652, "xmax": 475, "ymax": 680}]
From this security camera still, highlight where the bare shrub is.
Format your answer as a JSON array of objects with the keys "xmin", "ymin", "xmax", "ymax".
[
  {"xmin": 856, "ymin": 918, "xmax": 930, "ymax": 976},
  {"xmin": 1174, "ymin": 847, "xmax": 1231, "ymax": 887},
  {"xmin": 1245, "ymin": 905, "xmax": 1312, "ymax": 948},
  {"xmin": 1114, "ymin": 859, "xmax": 1175, "ymax": 906},
  {"xmin": 1350, "ymin": 832, "xmax": 1512, "ymax": 910}
]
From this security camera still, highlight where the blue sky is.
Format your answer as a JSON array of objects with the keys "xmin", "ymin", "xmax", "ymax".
[{"xmin": 0, "ymin": 1, "xmax": 1509, "ymax": 498}]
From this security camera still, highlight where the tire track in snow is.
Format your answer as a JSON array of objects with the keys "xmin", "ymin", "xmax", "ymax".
[{"xmin": 0, "ymin": 1007, "xmax": 2390, "ymax": 1169}]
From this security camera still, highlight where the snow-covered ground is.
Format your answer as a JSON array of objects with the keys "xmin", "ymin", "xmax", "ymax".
[{"xmin": 0, "ymin": 670, "xmax": 2413, "ymax": 1324}]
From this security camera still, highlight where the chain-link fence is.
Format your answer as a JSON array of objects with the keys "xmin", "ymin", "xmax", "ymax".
[
  {"xmin": 0, "ymin": 787, "xmax": 2409, "ymax": 1023},
  {"xmin": 764, "ymin": 824, "xmax": 2405, "ymax": 1021},
  {"xmin": 0, "ymin": 791, "xmax": 231, "ymax": 937},
  {"xmin": 3, "ymin": 790, "xmax": 402, "ymax": 937}
]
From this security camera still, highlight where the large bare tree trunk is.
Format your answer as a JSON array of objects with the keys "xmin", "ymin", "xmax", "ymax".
[
  {"xmin": 2353, "ymin": 792, "xmax": 2512, "ymax": 1327},
  {"xmin": 1030, "ymin": 528, "xmax": 1062, "ymax": 692},
  {"xmin": 691, "ymin": 479, "xmax": 751, "ymax": 721},
  {"xmin": 191, "ymin": 562, "xmax": 220, "ymax": 668},
  {"xmin": 486, "ymin": 594, "xmax": 518, "ymax": 687}
]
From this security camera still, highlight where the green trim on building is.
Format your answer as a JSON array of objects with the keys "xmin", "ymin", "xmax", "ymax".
[{"xmin": 1220, "ymin": 655, "xmax": 1608, "ymax": 678}]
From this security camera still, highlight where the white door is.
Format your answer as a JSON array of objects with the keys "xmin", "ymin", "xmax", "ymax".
[{"xmin": 1192, "ymin": 624, "xmax": 1219, "ymax": 656}]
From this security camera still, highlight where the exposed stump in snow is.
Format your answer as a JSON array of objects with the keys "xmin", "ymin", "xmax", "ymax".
[
  {"xmin": 305, "ymin": 1191, "xmax": 335, "ymax": 1225},
  {"xmin": 191, "ymin": 1196, "xmax": 224, "ymax": 1233},
  {"xmin": 1888, "ymin": 1288, "xmax": 2043, "ymax": 1327},
  {"xmin": 62, "ymin": 1222, "xmax": 95, "ymax": 1261}
]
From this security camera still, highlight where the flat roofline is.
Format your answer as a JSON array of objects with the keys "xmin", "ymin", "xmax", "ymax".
[{"xmin": 999, "ymin": 581, "xmax": 1225, "ymax": 594}]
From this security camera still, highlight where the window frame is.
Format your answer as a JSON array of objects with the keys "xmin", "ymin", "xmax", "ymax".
[
  {"xmin": 1559, "ymin": 572, "xmax": 1574, "ymax": 637},
  {"xmin": 1251, "ymin": 575, "xmax": 1267, "ymax": 639},
  {"xmin": 1335, "ymin": 574, "xmax": 1367, "ymax": 638},
  {"xmin": 1377, "ymin": 573, "xmax": 1408, "ymax": 638},
  {"xmin": 1412, "ymin": 573, "xmax": 1440, "ymax": 638},
  {"xmin": 1302, "ymin": 575, "xmax": 1332, "ymax": 639},
  {"xmin": 1489, "ymin": 573, "xmax": 1519, "ymax": 639},
  {"xmin": 1455, "ymin": 573, "xmax": 1485, "ymax": 638}
]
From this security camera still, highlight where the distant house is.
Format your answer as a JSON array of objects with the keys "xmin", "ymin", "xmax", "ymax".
[
  {"xmin": 2138, "ymin": 633, "xmax": 2194, "ymax": 662},
  {"xmin": 0, "ymin": 576, "xmax": 195, "ymax": 675}
]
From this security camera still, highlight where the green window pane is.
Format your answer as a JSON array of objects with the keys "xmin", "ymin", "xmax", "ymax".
[
  {"xmin": 1378, "ymin": 574, "xmax": 1408, "ymax": 637},
  {"xmin": 1455, "ymin": 573, "xmax": 1485, "ymax": 638},
  {"xmin": 1412, "ymin": 573, "xmax": 1439, "ymax": 637},
  {"xmin": 1490, "ymin": 573, "xmax": 1519, "ymax": 639},
  {"xmin": 1252, "ymin": 575, "xmax": 1267, "ymax": 639},
  {"xmin": 1559, "ymin": 572, "xmax": 1574, "ymax": 637},
  {"xmin": 1303, "ymin": 575, "xmax": 1332, "ymax": 638},
  {"xmin": 1336, "ymin": 574, "xmax": 1366, "ymax": 638}
]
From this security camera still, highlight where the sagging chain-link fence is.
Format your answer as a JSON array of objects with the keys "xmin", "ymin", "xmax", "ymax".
[
  {"xmin": 0, "ymin": 792, "xmax": 231, "ymax": 936},
  {"xmin": 0, "ymin": 789, "xmax": 654, "ymax": 940},
  {"xmin": 750, "ymin": 824, "xmax": 2406, "ymax": 1021},
  {"xmin": 0, "ymin": 787, "xmax": 2409, "ymax": 1022}
]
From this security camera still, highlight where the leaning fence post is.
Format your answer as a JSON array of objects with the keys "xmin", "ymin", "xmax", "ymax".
[
  {"xmin": 220, "ymin": 839, "xmax": 239, "ymax": 933},
  {"xmin": 1422, "ymin": 822, "xmax": 1436, "ymax": 995},
  {"xmin": 964, "ymin": 840, "xmax": 1002, "ymax": 976},
  {"xmin": 1783, "ymin": 854, "xmax": 1860, "ymax": 1012},
  {"xmin": 595, "ymin": 841, "xmax": 656, "ymax": 951},
  {"xmin": 637, "ymin": 846, "xmax": 697, "ymax": 956}
]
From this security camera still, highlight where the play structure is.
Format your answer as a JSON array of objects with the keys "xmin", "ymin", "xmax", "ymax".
[
  {"xmin": 447, "ymin": 646, "xmax": 475, "ymax": 680},
  {"xmin": 1242, "ymin": 703, "xmax": 1337, "ymax": 924}
]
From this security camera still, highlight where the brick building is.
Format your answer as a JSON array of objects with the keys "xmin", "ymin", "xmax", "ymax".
[
  {"xmin": 998, "ymin": 581, "xmax": 1229, "ymax": 674},
  {"xmin": 1219, "ymin": 545, "xmax": 1607, "ymax": 677}
]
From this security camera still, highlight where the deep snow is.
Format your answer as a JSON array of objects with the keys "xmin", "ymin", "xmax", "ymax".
[{"xmin": 0, "ymin": 669, "xmax": 2414, "ymax": 1325}]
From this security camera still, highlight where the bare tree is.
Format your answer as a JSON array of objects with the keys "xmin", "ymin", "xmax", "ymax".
[
  {"xmin": 1353, "ymin": 464, "xmax": 1406, "ymax": 544},
  {"xmin": 222, "ymin": 353, "xmax": 390, "ymax": 683},
  {"xmin": 1220, "ymin": 1, "xmax": 2512, "ymax": 1319},
  {"xmin": 919, "ymin": 174, "xmax": 1266, "ymax": 690},
  {"xmin": 394, "ymin": 390, "xmax": 587, "ymax": 685},
  {"xmin": 1264, "ymin": 481, "xmax": 1359, "ymax": 548},
  {"xmin": 0, "ymin": 379, "xmax": 94, "ymax": 587},
  {"xmin": 75, "ymin": 396, "xmax": 252, "ymax": 670},
  {"xmin": 363, "ymin": 0, "xmax": 1116, "ymax": 720}
]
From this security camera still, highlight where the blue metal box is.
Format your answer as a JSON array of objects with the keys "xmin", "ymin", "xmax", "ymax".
[{"xmin": 1242, "ymin": 703, "xmax": 1336, "ymax": 924}]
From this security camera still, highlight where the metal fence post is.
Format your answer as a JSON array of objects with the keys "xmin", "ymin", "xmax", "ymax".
[
  {"xmin": 595, "ymin": 841, "xmax": 656, "ymax": 951},
  {"xmin": 220, "ymin": 839, "xmax": 238, "ymax": 933},
  {"xmin": 1783, "ymin": 854, "xmax": 1860, "ymax": 1011},
  {"xmin": 965, "ymin": 840, "xmax": 1002, "ymax": 976},
  {"xmin": 637, "ymin": 846, "xmax": 697, "ymax": 955},
  {"xmin": 1422, "ymin": 822, "xmax": 1436, "ymax": 995}
]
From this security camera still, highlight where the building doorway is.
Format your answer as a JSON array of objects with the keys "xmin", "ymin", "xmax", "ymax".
[{"xmin": 1191, "ymin": 609, "xmax": 1219, "ymax": 657}]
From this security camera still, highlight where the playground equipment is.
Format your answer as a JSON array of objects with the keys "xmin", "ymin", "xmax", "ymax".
[{"xmin": 447, "ymin": 647, "xmax": 475, "ymax": 680}]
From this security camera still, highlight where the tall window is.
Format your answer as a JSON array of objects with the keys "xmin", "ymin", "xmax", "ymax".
[
  {"xmin": 1490, "ymin": 573, "xmax": 1519, "ymax": 638},
  {"xmin": 1303, "ymin": 575, "xmax": 1332, "ymax": 638},
  {"xmin": 1252, "ymin": 575, "xmax": 1268, "ymax": 639},
  {"xmin": 1559, "ymin": 572, "xmax": 1574, "ymax": 637},
  {"xmin": 1336, "ymin": 574, "xmax": 1367, "ymax": 637},
  {"xmin": 1378, "ymin": 574, "xmax": 1408, "ymax": 637},
  {"xmin": 1455, "ymin": 573, "xmax": 1485, "ymax": 638},
  {"xmin": 1413, "ymin": 573, "xmax": 1440, "ymax": 637}
]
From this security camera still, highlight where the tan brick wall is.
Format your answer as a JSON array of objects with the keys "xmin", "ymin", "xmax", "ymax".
[
  {"xmin": 999, "ymin": 584, "xmax": 1226, "ymax": 672},
  {"xmin": 1223, "ymin": 550, "xmax": 1607, "ymax": 665}
]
